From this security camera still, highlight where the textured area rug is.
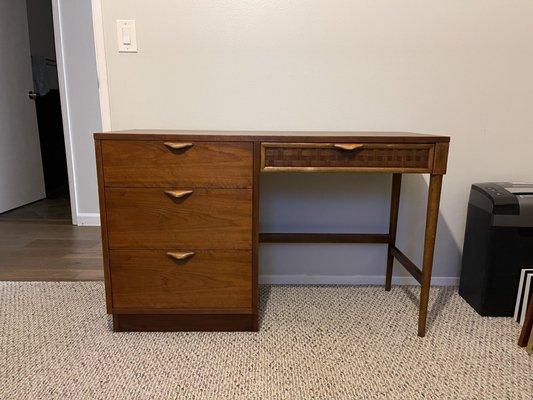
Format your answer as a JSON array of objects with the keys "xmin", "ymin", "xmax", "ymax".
[{"xmin": 1, "ymin": 282, "xmax": 531, "ymax": 399}]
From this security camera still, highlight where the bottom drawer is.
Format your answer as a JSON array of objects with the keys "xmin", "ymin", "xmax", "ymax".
[{"xmin": 110, "ymin": 249, "xmax": 252, "ymax": 310}]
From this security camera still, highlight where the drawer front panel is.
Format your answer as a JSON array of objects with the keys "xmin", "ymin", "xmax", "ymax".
[
  {"xmin": 102, "ymin": 140, "xmax": 253, "ymax": 188},
  {"xmin": 261, "ymin": 143, "xmax": 434, "ymax": 172},
  {"xmin": 106, "ymin": 188, "xmax": 252, "ymax": 249},
  {"xmin": 110, "ymin": 249, "xmax": 252, "ymax": 310}
]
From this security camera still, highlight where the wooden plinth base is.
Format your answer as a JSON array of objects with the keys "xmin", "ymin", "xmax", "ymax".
[{"xmin": 112, "ymin": 313, "xmax": 257, "ymax": 332}]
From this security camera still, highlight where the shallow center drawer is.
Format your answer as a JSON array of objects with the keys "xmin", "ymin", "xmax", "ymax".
[
  {"xmin": 101, "ymin": 140, "xmax": 252, "ymax": 188},
  {"xmin": 261, "ymin": 142, "xmax": 434, "ymax": 172},
  {"xmin": 110, "ymin": 249, "xmax": 252, "ymax": 310},
  {"xmin": 106, "ymin": 188, "xmax": 252, "ymax": 249}
]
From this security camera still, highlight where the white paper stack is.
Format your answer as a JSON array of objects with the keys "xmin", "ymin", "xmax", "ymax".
[{"xmin": 514, "ymin": 268, "xmax": 533, "ymax": 325}]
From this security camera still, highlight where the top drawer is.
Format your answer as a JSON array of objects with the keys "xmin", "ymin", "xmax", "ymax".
[
  {"xmin": 101, "ymin": 140, "xmax": 253, "ymax": 188},
  {"xmin": 261, "ymin": 143, "xmax": 434, "ymax": 173}
]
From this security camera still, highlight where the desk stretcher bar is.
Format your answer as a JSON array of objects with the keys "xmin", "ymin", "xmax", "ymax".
[{"xmin": 259, "ymin": 234, "xmax": 423, "ymax": 284}]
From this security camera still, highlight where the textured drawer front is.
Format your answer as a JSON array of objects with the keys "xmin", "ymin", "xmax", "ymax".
[
  {"xmin": 106, "ymin": 188, "xmax": 252, "ymax": 249},
  {"xmin": 102, "ymin": 140, "xmax": 253, "ymax": 188},
  {"xmin": 110, "ymin": 249, "xmax": 252, "ymax": 310},
  {"xmin": 261, "ymin": 143, "xmax": 434, "ymax": 172}
]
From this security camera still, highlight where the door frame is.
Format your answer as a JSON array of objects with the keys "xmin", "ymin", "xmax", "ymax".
[
  {"xmin": 51, "ymin": 0, "xmax": 112, "ymax": 225},
  {"xmin": 90, "ymin": 0, "xmax": 112, "ymax": 132},
  {"xmin": 50, "ymin": 0, "xmax": 78, "ymax": 224}
]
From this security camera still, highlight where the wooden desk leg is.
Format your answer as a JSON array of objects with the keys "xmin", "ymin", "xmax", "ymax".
[
  {"xmin": 251, "ymin": 142, "xmax": 261, "ymax": 331},
  {"xmin": 385, "ymin": 173, "xmax": 402, "ymax": 291},
  {"xmin": 518, "ymin": 296, "xmax": 533, "ymax": 347},
  {"xmin": 418, "ymin": 174, "xmax": 443, "ymax": 337}
]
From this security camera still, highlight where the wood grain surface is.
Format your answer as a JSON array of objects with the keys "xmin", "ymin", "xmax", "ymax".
[
  {"xmin": 110, "ymin": 249, "xmax": 252, "ymax": 310},
  {"xmin": 101, "ymin": 140, "xmax": 252, "ymax": 188},
  {"xmin": 95, "ymin": 130, "xmax": 450, "ymax": 144},
  {"xmin": 0, "ymin": 221, "xmax": 103, "ymax": 281},
  {"xmin": 105, "ymin": 188, "xmax": 252, "ymax": 249}
]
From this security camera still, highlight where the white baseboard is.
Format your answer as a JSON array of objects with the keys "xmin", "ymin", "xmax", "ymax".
[
  {"xmin": 259, "ymin": 274, "xmax": 459, "ymax": 286},
  {"xmin": 76, "ymin": 213, "xmax": 101, "ymax": 226}
]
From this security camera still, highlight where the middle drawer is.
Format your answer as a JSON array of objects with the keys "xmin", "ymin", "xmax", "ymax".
[{"xmin": 105, "ymin": 188, "xmax": 252, "ymax": 249}]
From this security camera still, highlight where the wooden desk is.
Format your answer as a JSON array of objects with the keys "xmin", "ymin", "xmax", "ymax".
[{"xmin": 94, "ymin": 131, "xmax": 450, "ymax": 337}]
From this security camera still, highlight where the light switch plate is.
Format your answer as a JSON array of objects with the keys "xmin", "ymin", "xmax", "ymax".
[{"xmin": 116, "ymin": 20, "xmax": 137, "ymax": 53}]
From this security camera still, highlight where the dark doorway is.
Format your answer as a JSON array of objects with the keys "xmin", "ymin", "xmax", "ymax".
[{"xmin": 27, "ymin": 0, "xmax": 69, "ymax": 198}]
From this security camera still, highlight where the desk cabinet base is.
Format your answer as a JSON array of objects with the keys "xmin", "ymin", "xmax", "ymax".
[{"xmin": 113, "ymin": 314, "xmax": 257, "ymax": 332}]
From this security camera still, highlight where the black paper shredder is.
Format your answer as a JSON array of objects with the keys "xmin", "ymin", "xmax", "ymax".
[{"xmin": 459, "ymin": 182, "xmax": 533, "ymax": 316}]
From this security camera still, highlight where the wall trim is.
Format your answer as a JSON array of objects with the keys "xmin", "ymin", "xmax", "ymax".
[
  {"xmin": 51, "ymin": 0, "xmax": 78, "ymax": 225},
  {"xmin": 259, "ymin": 275, "xmax": 459, "ymax": 286},
  {"xmin": 91, "ymin": 0, "xmax": 112, "ymax": 131},
  {"xmin": 76, "ymin": 213, "xmax": 101, "ymax": 226}
]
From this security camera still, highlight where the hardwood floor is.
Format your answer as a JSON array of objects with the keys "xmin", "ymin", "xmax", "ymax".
[
  {"xmin": 0, "ymin": 220, "xmax": 103, "ymax": 281},
  {"xmin": 0, "ymin": 196, "xmax": 72, "ymax": 221}
]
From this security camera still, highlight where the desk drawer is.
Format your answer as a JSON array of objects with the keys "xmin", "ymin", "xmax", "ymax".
[
  {"xmin": 106, "ymin": 188, "xmax": 252, "ymax": 249},
  {"xmin": 101, "ymin": 140, "xmax": 252, "ymax": 188},
  {"xmin": 261, "ymin": 143, "xmax": 434, "ymax": 172},
  {"xmin": 110, "ymin": 249, "xmax": 252, "ymax": 310}
]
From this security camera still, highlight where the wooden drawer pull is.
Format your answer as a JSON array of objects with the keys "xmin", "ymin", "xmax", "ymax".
[
  {"xmin": 333, "ymin": 143, "xmax": 364, "ymax": 151},
  {"xmin": 167, "ymin": 251, "xmax": 195, "ymax": 261},
  {"xmin": 164, "ymin": 142, "xmax": 194, "ymax": 150},
  {"xmin": 164, "ymin": 190, "xmax": 193, "ymax": 199}
]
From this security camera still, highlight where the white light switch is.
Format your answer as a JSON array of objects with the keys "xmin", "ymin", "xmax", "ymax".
[
  {"xmin": 122, "ymin": 27, "xmax": 131, "ymax": 45},
  {"xmin": 117, "ymin": 20, "xmax": 137, "ymax": 53}
]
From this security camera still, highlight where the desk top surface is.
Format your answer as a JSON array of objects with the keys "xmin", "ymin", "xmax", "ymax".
[{"xmin": 95, "ymin": 130, "xmax": 450, "ymax": 143}]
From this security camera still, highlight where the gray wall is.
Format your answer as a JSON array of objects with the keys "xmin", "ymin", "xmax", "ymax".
[{"xmin": 98, "ymin": 0, "xmax": 533, "ymax": 282}]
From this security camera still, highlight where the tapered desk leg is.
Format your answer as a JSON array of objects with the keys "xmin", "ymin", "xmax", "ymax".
[
  {"xmin": 418, "ymin": 174, "xmax": 443, "ymax": 337},
  {"xmin": 385, "ymin": 174, "xmax": 402, "ymax": 291},
  {"xmin": 518, "ymin": 296, "xmax": 533, "ymax": 347},
  {"xmin": 251, "ymin": 142, "xmax": 261, "ymax": 331}
]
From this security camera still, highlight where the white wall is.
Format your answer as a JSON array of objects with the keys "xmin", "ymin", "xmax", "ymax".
[
  {"xmin": 53, "ymin": 0, "xmax": 102, "ymax": 223},
  {"xmin": 98, "ymin": 0, "xmax": 533, "ymax": 283}
]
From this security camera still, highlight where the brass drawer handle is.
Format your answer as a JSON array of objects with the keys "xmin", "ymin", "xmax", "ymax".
[
  {"xmin": 333, "ymin": 143, "xmax": 364, "ymax": 151},
  {"xmin": 164, "ymin": 142, "xmax": 194, "ymax": 150},
  {"xmin": 167, "ymin": 251, "xmax": 195, "ymax": 261},
  {"xmin": 164, "ymin": 190, "xmax": 193, "ymax": 199}
]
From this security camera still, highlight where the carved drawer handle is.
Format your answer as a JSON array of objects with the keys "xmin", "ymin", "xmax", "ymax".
[
  {"xmin": 333, "ymin": 143, "xmax": 365, "ymax": 151},
  {"xmin": 164, "ymin": 142, "xmax": 194, "ymax": 150},
  {"xmin": 164, "ymin": 190, "xmax": 193, "ymax": 199},
  {"xmin": 167, "ymin": 251, "xmax": 195, "ymax": 261}
]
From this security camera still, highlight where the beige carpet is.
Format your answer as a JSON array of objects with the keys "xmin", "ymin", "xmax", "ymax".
[{"xmin": 1, "ymin": 282, "xmax": 531, "ymax": 399}]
